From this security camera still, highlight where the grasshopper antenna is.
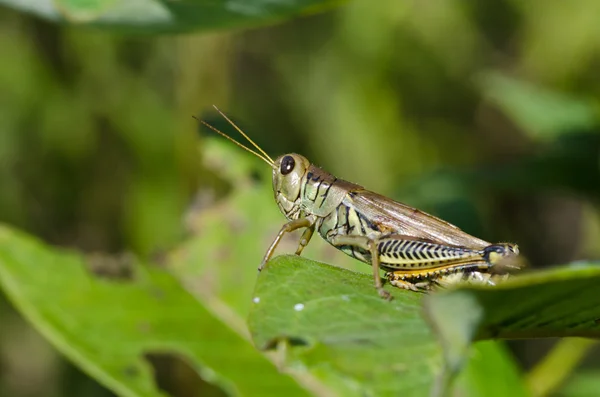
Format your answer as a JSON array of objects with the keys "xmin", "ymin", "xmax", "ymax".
[
  {"xmin": 211, "ymin": 105, "xmax": 274, "ymax": 164},
  {"xmin": 193, "ymin": 108, "xmax": 274, "ymax": 168}
]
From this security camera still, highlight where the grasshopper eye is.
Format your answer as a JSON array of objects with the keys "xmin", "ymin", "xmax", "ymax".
[
  {"xmin": 280, "ymin": 155, "xmax": 295, "ymax": 175},
  {"xmin": 484, "ymin": 245, "xmax": 506, "ymax": 257}
]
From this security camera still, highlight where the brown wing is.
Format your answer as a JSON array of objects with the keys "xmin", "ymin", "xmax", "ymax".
[{"xmin": 345, "ymin": 188, "xmax": 490, "ymax": 249}]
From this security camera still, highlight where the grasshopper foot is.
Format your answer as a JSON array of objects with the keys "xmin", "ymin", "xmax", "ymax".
[{"xmin": 378, "ymin": 288, "xmax": 393, "ymax": 301}]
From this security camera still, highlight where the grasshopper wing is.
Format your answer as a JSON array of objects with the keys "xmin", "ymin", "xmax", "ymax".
[{"xmin": 346, "ymin": 189, "xmax": 490, "ymax": 250}]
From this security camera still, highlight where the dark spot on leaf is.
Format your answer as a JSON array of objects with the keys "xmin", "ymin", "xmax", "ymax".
[
  {"xmin": 123, "ymin": 365, "xmax": 140, "ymax": 378},
  {"xmin": 145, "ymin": 351, "xmax": 228, "ymax": 397},
  {"xmin": 137, "ymin": 322, "xmax": 152, "ymax": 334},
  {"xmin": 262, "ymin": 335, "xmax": 309, "ymax": 350},
  {"xmin": 287, "ymin": 336, "xmax": 309, "ymax": 347},
  {"xmin": 148, "ymin": 287, "xmax": 165, "ymax": 301},
  {"xmin": 85, "ymin": 252, "xmax": 136, "ymax": 282},
  {"xmin": 322, "ymin": 337, "xmax": 375, "ymax": 346}
]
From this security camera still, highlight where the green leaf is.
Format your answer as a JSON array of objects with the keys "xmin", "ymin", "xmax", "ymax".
[
  {"xmin": 0, "ymin": 225, "xmax": 310, "ymax": 397},
  {"xmin": 1, "ymin": 0, "xmax": 346, "ymax": 33},
  {"xmin": 455, "ymin": 341, "xmax": 529, "ymax": 397},
  {"xmin": 477, "ymin": 71, "xmax": 599, "ymax": 139},
  {"xmin": 424, "ymin": 263, "xmax": 600, "ymax": 376},
  {"xmin": 250, "ymin": 256, "xmax": 600, "ymax": 396},
  {"xmin": 248, "ymin": 255, "xmax": 445, "ymax": 397},
  {"xmin": 557, "ymin": 370, "xmax": 600, "ymax": 397}
]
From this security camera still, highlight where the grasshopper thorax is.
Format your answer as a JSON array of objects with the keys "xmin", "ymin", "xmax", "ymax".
[{"xmin": 273, "ymin": 153, "xmax": 311, "ymax": 220}]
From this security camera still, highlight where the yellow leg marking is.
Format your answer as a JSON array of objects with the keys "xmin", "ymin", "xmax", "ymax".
[
  {"xmin": 260, "ymin": 217, "xmax": 315, "ymax": 271},
  {"xmin": 386, "ymin": 260, "xmax": 491, "ymax": 291},
  {"xmin": 388, "ymin": 260, "xmax": 489, "ymax": 278}
]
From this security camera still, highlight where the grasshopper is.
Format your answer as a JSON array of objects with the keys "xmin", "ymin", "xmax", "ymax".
[{"xmin": 199, "ymin": 106, "xmax": 521, "ymax": 300}]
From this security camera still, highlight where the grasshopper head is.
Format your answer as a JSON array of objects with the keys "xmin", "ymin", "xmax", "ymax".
[
  {"xmin": 272, "ymin": 153, "xmax": 310, "ymax": 219},
  {"xmin": 483, "ymin": 243, "xmax": 522, "ymax": 270}
]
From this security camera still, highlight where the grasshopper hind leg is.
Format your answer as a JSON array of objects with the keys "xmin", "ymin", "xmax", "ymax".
[
  {"xmin": 329, "ymin": 234, "xmax": 392, "ymax": 300},
  {"xmin": 387, "ymin": 276, "xmax": 433, "ymax": 292},
  {"xmin": 386, "ymin": 265, "xmax": 505, "ymax": 291}
]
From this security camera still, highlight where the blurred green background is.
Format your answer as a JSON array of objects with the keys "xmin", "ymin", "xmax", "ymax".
[{"xmin": 1, "ymin": 0, "xmax": 600, "ymax": 396}]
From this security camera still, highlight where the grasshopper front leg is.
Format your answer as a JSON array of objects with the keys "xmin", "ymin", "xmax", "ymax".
[
  {"xmin": 329, "ymin": 235, "xmax": 392, "ymax": 300},
  {"xmin": 260, "ymin": 216, "xmax": 316, "ymax": 271},
  {"xmin": 295, "ymin": 225, "xmax": 315, "ymax": 256}
]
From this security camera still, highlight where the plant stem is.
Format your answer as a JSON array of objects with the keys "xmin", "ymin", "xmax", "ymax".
[{"xmin": 526, "ymin": 338, "xmax": 598, "ymax": 397}]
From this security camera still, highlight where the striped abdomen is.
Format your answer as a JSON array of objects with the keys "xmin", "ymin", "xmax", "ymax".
[{"xmin": 377, "ymin": 239, "xmax": 485, "ymax": 270}]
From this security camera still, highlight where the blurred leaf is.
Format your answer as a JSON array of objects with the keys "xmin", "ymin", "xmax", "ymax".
[
  {"xmin": 455, "ymin": 341, "xmax": 529, "ymax": 397},
  {"xmin": 399, "ymin": 133, "xmax": 600, "ymax": 202},
  {"xmin": 494, "ymin": 133, "xmax": 600, "ymax": 197},
  {"xmin": 526, "ymin": 338, "xmax": 598, "ymax": 397},
  {"xmin": 248, "ymin": 255, "xmax": 445, "ymax": 397},
  {"xmin": 478, "ymin": 71, "xmax": 599, "ymax": 139},
  {"xmin": 0, "ymin": 0, "xmax": 346, "ymax": 33},
  {"xmin": 0, "ymin": 225, "xmax": 310, "ymax": 397},
  {"xmin": 557, "ymin": 369, "xmax": 600, "ymax": 397},
  {"xmin": 424, "ymin": 263, "xmax": 600, "ymax": 374}
]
